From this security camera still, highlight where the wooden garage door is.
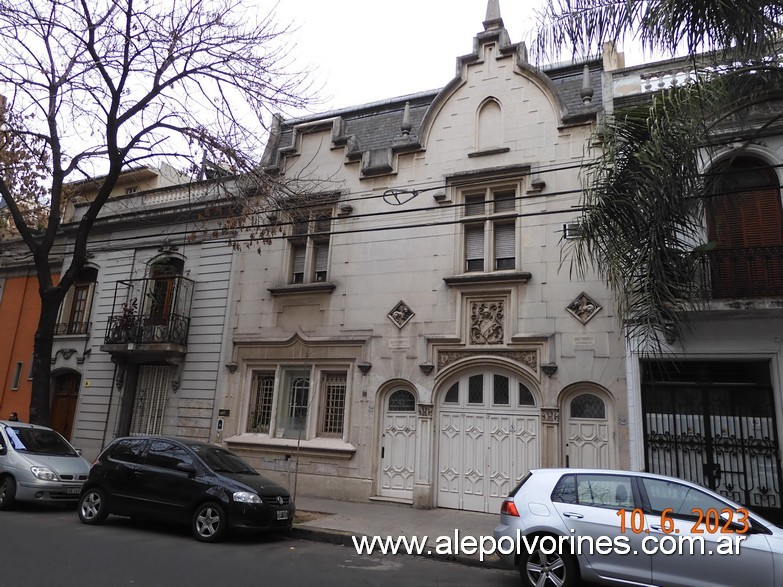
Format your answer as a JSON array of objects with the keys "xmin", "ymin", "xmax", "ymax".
[{"xmin": 437, "ymin": 371, "xmax": 540, "ymax": 513}]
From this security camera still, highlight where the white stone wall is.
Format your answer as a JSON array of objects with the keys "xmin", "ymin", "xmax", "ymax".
[{"xmin": 223, "ymin": 34, "xmax": 629, "ymax": 507}]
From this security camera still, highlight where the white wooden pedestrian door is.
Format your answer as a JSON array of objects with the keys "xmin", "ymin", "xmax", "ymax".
[
  {"xmin": 379, "ymin": 390, "xmax": 417, "ymax": 500},
  {"xmin": 566, "ymin": 392, "xmax": 611, "ymax": 469},
  {"xmin": 437, "ymin": 371, "xmax": 540, "ymax": 513}
]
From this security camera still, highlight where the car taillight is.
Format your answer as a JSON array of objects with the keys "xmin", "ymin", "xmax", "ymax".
[{"xmin": 500, "ymin": 499, "xmax": 519, "ymax": 517}]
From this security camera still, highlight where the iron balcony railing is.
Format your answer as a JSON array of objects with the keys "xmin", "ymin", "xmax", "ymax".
[
  {"xmin": 696, "ymin": 245, "xmax": 783, "ymax": 300},
  {"xmin": 104, "ymin": 313, "xmax": 190, "ymax": 346},
  {"xmin": 103, "ymin": 276, "xmax": 195, "ymax": 347},
  {"xmin": 54, "ymin": 322, "xmax": 91, "ymax": 336}
]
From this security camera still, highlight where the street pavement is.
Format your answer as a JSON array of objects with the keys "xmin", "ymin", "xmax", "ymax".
[
  {"xmin": 292, "ymin": 496, "xmax": 506, "ymax": 568},
  {"xmin": 0, "ymin": 505, "xmax": 517, "ymax": 587}
]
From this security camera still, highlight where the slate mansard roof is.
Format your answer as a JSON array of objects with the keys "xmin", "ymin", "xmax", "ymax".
[{"xmin": 262, "ymin": 13, "xmax": 604, "ymax": 179}]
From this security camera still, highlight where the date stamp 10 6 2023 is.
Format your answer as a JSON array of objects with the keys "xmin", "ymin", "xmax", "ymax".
[{"xmin": 617, "ymin": 507, "xmax": 750, "ymax": 535}]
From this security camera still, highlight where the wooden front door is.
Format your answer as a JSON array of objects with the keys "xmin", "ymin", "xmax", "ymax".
[{"xmin": 51, "ymin": 373, "xmax": 81, "ymax": 440}]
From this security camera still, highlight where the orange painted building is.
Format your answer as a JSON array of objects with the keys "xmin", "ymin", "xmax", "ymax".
[{"xmin": 0, "ymin": 271, "xmax": 42, "ymax": 422}]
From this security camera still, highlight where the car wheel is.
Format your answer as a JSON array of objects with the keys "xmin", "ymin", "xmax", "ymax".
[
  {"xmin": 192, "ymin": 502, "xmax": 227, "ymax": 543},
  {"xmin": 519, "ymin": 540, "xmax": 578, "ymax": 587},
  {"xmin": 0, "ymin": 476, "xmax": 16, "ymax": 510},
  {"xmin": 78, "ymin": 488, "xmax": 109, "ymax": 525}
]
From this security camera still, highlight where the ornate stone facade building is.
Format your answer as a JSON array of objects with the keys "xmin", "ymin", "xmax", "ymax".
[{"xmin": 217, "ymin": 1, "xmax": 628, "ymax": 512}]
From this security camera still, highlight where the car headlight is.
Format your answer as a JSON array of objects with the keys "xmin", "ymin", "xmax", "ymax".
[
  {"xmin": 233, "ymin": 491, "xmax": 262, "ymax": 504},
  {"xmin": 30, "ymin": 466, "xmax": 58, "ymax": 481}
]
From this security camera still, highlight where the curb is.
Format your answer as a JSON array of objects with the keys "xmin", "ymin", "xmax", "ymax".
[{"xmin": 290, "ymin": 524, "xmax": 507, "ymax": 570}]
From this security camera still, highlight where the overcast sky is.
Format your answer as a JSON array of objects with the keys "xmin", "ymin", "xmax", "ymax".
[{"xmin": 272, "ymin": 0, "xmax": 651, "ymax": 117}]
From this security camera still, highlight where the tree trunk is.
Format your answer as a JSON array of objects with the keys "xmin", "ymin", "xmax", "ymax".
[{"xmin": 28, "ymin": 289, "xmax": 64, "ymax": 426}]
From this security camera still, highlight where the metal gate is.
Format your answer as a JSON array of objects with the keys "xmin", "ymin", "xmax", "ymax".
[{"xmin": 641, "ymin": 360, "xmax": 783, "ymax": 523}]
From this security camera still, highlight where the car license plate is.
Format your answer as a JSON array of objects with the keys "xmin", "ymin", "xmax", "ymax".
[
  {"xmin": 276, "ymin": 510, "xmax": 288, "ymax": 521},
  {"xmin": 66, "ymin": 488, "xmax": 80, "ymax": 495}
]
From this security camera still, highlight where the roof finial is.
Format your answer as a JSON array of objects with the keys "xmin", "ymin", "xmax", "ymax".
[
  {"xmin": 580, "ymin": 64, "xmax": 594, "ymax": 103},
  {"xmin": 483, "ymin": 0, "xmax": 503, "ymax": 31},
  {"xmin": 401, "ymin": 102, "xmax": 412, "ymax": 136}
]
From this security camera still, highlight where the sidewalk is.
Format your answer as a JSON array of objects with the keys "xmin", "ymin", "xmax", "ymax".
[{"xmin": 290, "ymin": 496, "xmax": 507, "ymax": 569}]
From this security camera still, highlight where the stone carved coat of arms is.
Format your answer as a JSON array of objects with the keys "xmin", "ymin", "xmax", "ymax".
[{"xmin": 470, "ymin": 301, "xmax": 504, "ymax": 345}]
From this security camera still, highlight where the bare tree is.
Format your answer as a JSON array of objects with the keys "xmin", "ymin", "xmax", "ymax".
[
  {"xmin": 0, "ymin": 0, "xmax": 312, "ymax": 424},
  {"xmin": 0, "ymin": 97, "xmax": 49, "ymax": 235}
]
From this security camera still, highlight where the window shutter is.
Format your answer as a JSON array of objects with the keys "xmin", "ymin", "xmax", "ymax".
[
  {"xmin": 292, "ymin": 245, "xmax": 306, "ymax": 283},
  {"xmin": 315, "ymin": 214, "xmax": 331, "ymax": 234},
  {"xmin": 465, "ymin": 195, "xmax": 485, "ymax": 217},
  {"xmin": 314, "ymin": 242, "xmax": 329, "ymax": 281},
  {"xmin": 493, "ymin": 190, "xmax": 515, "ymax": 213},
  {"xmin": 708, "ymin": 187, "xmax": 783, "ymax": 297},
  {"xmin": 494, "ymin": 222, "xmax": 515, "ymax": 269},
  {"xmin": 465, "ymin": 225, "xmax": 484, "ymax": 271}
]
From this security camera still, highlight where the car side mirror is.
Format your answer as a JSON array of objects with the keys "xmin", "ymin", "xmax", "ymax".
[
  {"xmin": 175, "ymin": 462, "xmax": 198, "ymax": 477},
  {"xmin": 76, "ymin": 448, "xmax": 83, "ymax": 456}
]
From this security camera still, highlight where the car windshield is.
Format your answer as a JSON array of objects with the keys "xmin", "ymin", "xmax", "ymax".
[
  {"xmin": 6, "ymin": 426, "xmax": 77, "ymax": 456},
  {"xmin": 191, "ymin": 445, "xmax": 258, "ymax": 475}
]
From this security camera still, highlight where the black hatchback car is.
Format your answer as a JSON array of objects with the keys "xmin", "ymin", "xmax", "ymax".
[{"xmin": 77, "ymin": 436, "xmax": 294, "ymax": 542}]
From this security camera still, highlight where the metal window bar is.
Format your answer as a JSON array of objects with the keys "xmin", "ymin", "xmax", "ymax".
[
  {"xmin": 319, "ymin": 374, "xmax": 347, "ymax": 437},
  {"xmin": 247, "ymin": 374, "xmax": 275, "ymax": 433},
  {"xmin": 130, "ymin": 366, "xmax": 168, "ymax": 435}
]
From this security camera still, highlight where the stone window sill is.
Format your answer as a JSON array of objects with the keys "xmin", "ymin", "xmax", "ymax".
[
  {"xmin": 443, "ymin": 271, "xmax": 531, "ymax": 286},
  {"xmin": 225, "ymin": 434, "xmax": 355, "ymax": 460},
  {"xmin": 268, "ymin": 282, "xmax": 337, "ymax": 296}
]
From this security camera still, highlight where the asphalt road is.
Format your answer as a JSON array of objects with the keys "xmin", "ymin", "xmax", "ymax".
[{"xmin": 0, "ymin": 504, "xmax": 520, "ymax": 587}]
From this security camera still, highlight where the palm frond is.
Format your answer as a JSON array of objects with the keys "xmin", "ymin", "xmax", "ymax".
[{"xmin": 534, "ymin": 0, "xmax": 783, "ymax": 62}]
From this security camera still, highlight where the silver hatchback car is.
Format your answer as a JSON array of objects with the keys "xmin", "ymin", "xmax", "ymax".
[
  {"xmin": 0, "ymin": 420, "xmax": 91, "ymax": 509},
  {"xmin": 493, "ymin": 468, "xmax": 783, "ymax": 587}
]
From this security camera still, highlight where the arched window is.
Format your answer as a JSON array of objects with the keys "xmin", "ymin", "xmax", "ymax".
[
  {"xmin": 444, "ymin": 383, "xmax": 459, "ymax": 404},
  {"xmin": 477, "ymin": 99, "xmax": 502, "ymax": 150},
  {"xmin": 146, "ymin": 257, "xmax": 184, "ymax": 324},
  {"xmin": 388, "ymin": 390, "xmax": 416, "ymax": 412},
  {"xmin": 518, "ymin": 383, "xmax": 536, "ymax": 406},
  {"xmin": 707, "ymin": 156, "xmax": 783, "ymax": 298},
  {"xmin": 571, "ymin": 393, "xmax": 606, "ymax": 419},
  {"xmin": 439, "ymin": 371, "xmax": 537, "ymax": 409}
]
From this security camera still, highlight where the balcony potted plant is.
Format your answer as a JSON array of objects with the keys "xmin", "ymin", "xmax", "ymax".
[{"xmin": 107, "ymin": 297, "xmax": 138, "ymax": 343}]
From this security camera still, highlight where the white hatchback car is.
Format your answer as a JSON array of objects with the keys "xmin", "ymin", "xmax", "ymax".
[
  {"xmin": 493, "ymin": 468, "xmax": 783, "ymax": 587},
  {"xmin": 0, "ymin": 420, "xmax": 91, "ymax": 509}
]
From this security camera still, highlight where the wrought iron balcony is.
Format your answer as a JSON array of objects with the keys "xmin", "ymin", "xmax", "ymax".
[
  {"xmin": 696, "ymin": 245, "xmax": 783, "ymax": 300},
  {"xmin": 102, "ymin": 276, "xmax": 194, "ymax": 353},
  {"xmin": 54, "ymin": 322, "xmax": 91, "ymax": 336},
  {"xmin": 104, "ymin": 313, "xmax": 190, "ymax": 345}
]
